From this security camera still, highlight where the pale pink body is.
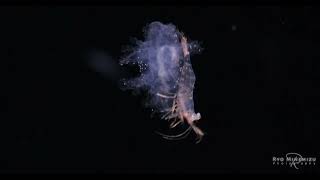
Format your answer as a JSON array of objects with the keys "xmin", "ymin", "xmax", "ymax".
[{"xmin": 157, "ymin": 36, "xmax": 204, "ymax": 142}]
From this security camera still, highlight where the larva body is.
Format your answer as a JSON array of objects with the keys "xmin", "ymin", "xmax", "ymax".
[{"xmin": 155, "ymin": 36, "xmax": 203, "ymax": 141}]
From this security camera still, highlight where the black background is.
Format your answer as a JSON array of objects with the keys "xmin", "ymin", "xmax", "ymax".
[{"xmin": 4, "ymin": 5, "xmax": 320, "ymax": 173}]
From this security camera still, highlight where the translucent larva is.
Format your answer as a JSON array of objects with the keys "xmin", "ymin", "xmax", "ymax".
[{"xmin": 120, "ymin": 21, "xmax": 204, "ymax": 142}]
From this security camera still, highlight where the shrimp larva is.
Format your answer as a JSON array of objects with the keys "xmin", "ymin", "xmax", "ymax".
[{"xmin": 120, "ymin": 21, "xmax": 204, "ymax": 142}]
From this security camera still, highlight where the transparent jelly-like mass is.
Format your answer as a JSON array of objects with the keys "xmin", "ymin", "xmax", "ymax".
[{"xmin": 120, "ymin": 21, "xmax": 203, "ymax": 141}]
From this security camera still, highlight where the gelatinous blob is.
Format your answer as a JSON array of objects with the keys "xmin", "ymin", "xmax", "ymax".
[{"xmin": 120, "ymin": 21, "xmax": 204, "ymax": 142}]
